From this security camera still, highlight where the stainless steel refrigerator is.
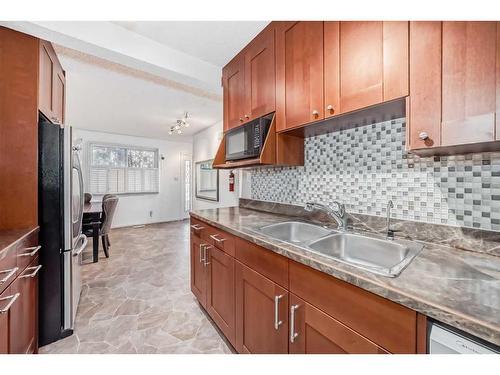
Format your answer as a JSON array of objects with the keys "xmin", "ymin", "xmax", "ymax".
[{"xmin": 38, "ymin": 113, "xmax": 86, "ymax": 346}]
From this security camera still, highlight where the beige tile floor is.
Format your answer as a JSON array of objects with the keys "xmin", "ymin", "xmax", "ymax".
[{"xmin": 40, "ymin": 220, "xmax": 232, "ymax": 354}]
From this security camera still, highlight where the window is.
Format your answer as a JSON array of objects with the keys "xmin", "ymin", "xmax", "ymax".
[{"xmin": 88, "ymin": 143, "xmax": 159, "ymax": 195}]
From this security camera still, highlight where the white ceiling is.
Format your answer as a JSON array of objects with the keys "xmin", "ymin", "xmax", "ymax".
[
  {"xmin": 11, "ymin": 21, "xmax": 269, "ymax": 140},
  {"xmin": 60, "ymin": 54, "xmax": 222, "ymax": 139},
  {"xmin": 112, "ymin": 21, "xmax": 269, "ymax": 67}
]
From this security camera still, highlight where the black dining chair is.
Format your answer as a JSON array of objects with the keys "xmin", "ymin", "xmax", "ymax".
[{"xmin": 83, "ymin": 194, "xmax": 119, "ymax": 258}]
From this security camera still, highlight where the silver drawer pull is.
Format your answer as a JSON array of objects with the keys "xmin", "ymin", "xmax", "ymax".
[
  {"xmin": 191, "ymin": 224, "xmax": 204, "ymax": 230},
  {"xmin": 210, "ymin": 234, "xmax": 226, "ymax": 243},
  {"xmin": 199, "ymin": 244, "xmax": 206, "ymax": 263},
  {"xmin": 290, "ymin": 304, "xmax": 300, "ymax": 343},
  {"xmin": 20, "ymin": 265, "xmax": 42, "ymax": 278},
  {"xmin": 274, "ymin": 294, "xmax": 283, "ymax": 330},
  {"xmin": 0, "ymin": 267, "xmax": 19, "ymax": 285},
  {"xmin": 0, "ymin": 293, "xmax": 20, "ymax": 314},
  {"xmin": 203, "ymin": 246, "xmax": 212, "ymax": 266},
  {"xmin": 18, "ymin": 245, "xmax": 41, "ymax": 257}
]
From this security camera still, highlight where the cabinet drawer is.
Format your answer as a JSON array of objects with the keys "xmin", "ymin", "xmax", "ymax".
[
  {"xmin": 234, "ymin": 237, "xmax": 288, "ymax": 288},
  {"xmin": 289, "ymin": 260, "xmax": 417, "ymax": 353},
  {"xmin": 16, "ymin": 230, "xmax": 39, "ymax": 272},
  {"xmin": 190, "ymin": 218, "xmax": 212, "ymax": 241},
  {"xmin": 207, "ymin": 228, "xmax": 235, "ymax": 257},
  {"xmin": 0, "ymin": 247, "xmax": 18, "ymax": 295}
]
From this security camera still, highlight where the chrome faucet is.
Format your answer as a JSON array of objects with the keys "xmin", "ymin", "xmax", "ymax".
[
  {"xmin": 386, "ymin": 200, "xmax": 395, "ymax": 240},
  {"xmin": 304, "ymin": 201, "xmax": 347, "ymax": 231}
]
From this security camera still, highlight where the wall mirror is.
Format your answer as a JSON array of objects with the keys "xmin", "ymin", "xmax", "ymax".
[{"xmin": 195, "ymin": 159, "xmax": 219, "ymax": 201}]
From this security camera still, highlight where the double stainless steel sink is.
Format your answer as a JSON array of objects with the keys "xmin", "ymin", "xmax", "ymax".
[{"xmin": 256, "ymin": 221, "xmax": 423, "ymax": 277}]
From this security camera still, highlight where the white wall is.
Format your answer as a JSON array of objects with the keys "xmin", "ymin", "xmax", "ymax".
[
  {"xmin": 192, "ymin": 122, "xmax": 239, "ymax": 210},
  {"xmin": 74, "ymin": 128, "xmax": 192, "ymax": 228}
]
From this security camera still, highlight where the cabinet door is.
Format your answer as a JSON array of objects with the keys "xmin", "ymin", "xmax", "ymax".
[
  {"xmin": 441, "ymin": 22, "xmax": 497, "ymax": 146},
  {"xmin": 39, "ymin": 41, "xmax": 54, "ymax": 120},
  {"xmin": 276, "ymin": 21, "xmax": 324, "ymax": 131},
  {"xmin": 52, "ymin": 67, "xmax": 65, "ymax": 124},
  {"xmin": 235, "ymin": 261, "xmax": 288, "ymax": 353},
  {"xmin": 324, "ymin": 21, "xmax": 340, "ymax": 118},
  {"xmin": 383, "ymin": 21, "xmax": 409, "ymax": 101},
  {"xmin": 190, "ymin": 235, "xmax": 207, "ymax": 307},
  {"xmin": 0, "ymin": 286, "xmax": 14, "ymax": 354},
  {"xmin": 223, "ymin": 54, "xmax": 245, "ymax": 131},
  {"xmin": 289, "ymin": 294, "xmax": 388, "ymax": 354},
  {"xmin": 340, "ymin": 22, "xmax": 383, "ymax": 113},
  {"xmin": 9, "ymin": 260, "xmax": 40, "ymax": 354},
  {"xmin": 408, "ymin": 22, "xmax": 442, "ymax": 150},
  {"xmin": 244, "ymin": 26, "xmax": 275, "ymax": 121},
  {"xmin": 206, "ymin": 245, "xmax": 236, "ymax": 345}
]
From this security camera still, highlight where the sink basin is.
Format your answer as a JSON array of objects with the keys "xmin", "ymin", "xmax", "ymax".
[
  {"xmin": 257, "ymin": 221, "xmax": 334, "ymax": 243},
  {"xmin": 308, "ymin": 232, "xmax": 423, "ymax": 277}
]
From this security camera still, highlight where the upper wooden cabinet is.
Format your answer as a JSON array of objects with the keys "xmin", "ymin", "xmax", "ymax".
[
  {"xmin": 276, "ymin": 21, "xmax": 408, "ymax": 131},
  {"xmin": 39, "ymin": 40, "xmax": 65, "ymax": 125},
  {"xmin": 244, "ymin": 26, "xmax": 276, "ymax": 122},
  {"xmin": 276, "ymin": 21, "xmax": 324, "ymax": 131},
  {"xmin": 339, "ymin": 22, "xmax": 384, "ymax": 113},
  {"xmin": 223, "ymin": 24, "xmax": 276, "ymax": 131},
  {"xmin": 222, "ymin": 53, "xmax": 245, "ymax": 131},
  {"xmin": 409, "ymin": 21, "xmax": 500, "ymax": 152}
]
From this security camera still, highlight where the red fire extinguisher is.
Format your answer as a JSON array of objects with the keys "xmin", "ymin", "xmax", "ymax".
[{"xmin": 229, "ymin": 170, "xmax": 235, "ymax": 192}]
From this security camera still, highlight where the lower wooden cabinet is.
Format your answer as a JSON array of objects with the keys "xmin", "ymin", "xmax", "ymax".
[
  {"xmin": 9, "ymin": 258, "xmax": 40, "ymax": 354},
  {"xmin": 0, "ymin": 285, "xmax": 13, "ymax": 354},
  {"xmin": 190, "ymin": 217, "xmax": 426, "ymax": 354},
  {"xmin": 235, "ymin": 261, "xmax": 288, "ymax": 353},
  {"xmin": 190, "ymin": 230, "xmax": 237, "ymax": 347},
  {"xmin": 206, "ymin": 246, "xmax": 236, "ymax": 345},
  {"xmin": 289, "ymin": 294, "xmax": 387, "ymax": 354},
  {"xmin": 0, "ymin": 256, "xmax": 39, "ymax": 354},
  {"xmin": 190, "ymin": 234, "xmax": 207, "ymax": 307}
]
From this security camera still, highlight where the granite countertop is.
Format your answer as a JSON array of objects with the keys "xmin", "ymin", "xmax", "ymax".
[
  {"xmin": 190, "ymin": 206, "xmax": 500, "ymax": 347},
  {"xmin": 0, "ymin": 227, "xmax": 39, "ymax": 258}
]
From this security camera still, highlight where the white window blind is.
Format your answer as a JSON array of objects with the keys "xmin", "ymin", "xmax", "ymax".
[{"xmin": 88, "ymin": 143, "xmax": 159, "ymax": 195}]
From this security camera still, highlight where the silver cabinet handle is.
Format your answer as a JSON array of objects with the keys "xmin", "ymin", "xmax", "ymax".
[
  {"xmin": 290, "ymin": 304, "xmax": 300, "ymax": 343},
  {"xmin": 419, "ymin": 131, "xmax": 429, "ymax": 140},
  {"xmin": 199, "ymin": 244, "xmax": 206, "ymax": 263},
  {"xmin": 244, "ymin": 114, "xmax": 250, "ymax": 119},
  {"xmin": 274, "ymin": 294, "xmax": 284, "ymax": 330},
  {"xmin": 203, "ymin": 245, "xmax": 212, "ymax": 266},
  {"xmin": 312, "ymin": 110, "xmax": 319, "ymax": 116},
  {"xmin": 0, "ymin": 293, "xmax": 20, "ymax": 314},
  {"xmin": 191, "ymin": 224, "xmax": 204, "ymax": 230},
  {"xmin": 210, "ymin": 234, "xmax": 226, "ymax": 243},
  {"xmin": 0, "ymin": 267, "xmax": 19, "ymax": 285},
  {"xmin": 20, "ymin": 265, "xmax": 42, "ymax": 278},
  {"xmin": 18, "ymin": 245, "xmax": 41, "ymax": 257},
  {"xmin": 326, "ymin": 105, "xmax": 334, "ymax": 112}
]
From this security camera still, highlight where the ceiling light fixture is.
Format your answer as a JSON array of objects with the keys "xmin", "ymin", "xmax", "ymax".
[{"xmin": 169, "ymin": 112, "xmax": 190, "ymax": 135}]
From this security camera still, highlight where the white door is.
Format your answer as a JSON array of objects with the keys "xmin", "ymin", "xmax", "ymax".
[{"xmin": 180, "ymin": 152, "xmax": 192, "ymax": 219}]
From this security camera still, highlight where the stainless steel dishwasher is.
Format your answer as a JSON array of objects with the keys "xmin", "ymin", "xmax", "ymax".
[{"xmin": 428, "ymin": 322, "xmax": 499, "ymax": 354}]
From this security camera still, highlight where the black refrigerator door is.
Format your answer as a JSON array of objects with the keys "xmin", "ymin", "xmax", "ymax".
[{"xmin": 38, "ymin": 114, "xmax": 70, "ymax": 346}]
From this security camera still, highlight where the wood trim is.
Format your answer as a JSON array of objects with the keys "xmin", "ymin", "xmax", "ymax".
[
  {"xmin": 212, "ymin": 134, "xmax": 226, "ymax": 167},
  {"xmin": 259, "ymin": 113, "xmax": 276, "ymax": 164},
  {"xmin": 416, "ymin": 313, "xmax": 428, "ymax": 354},
  {"xmin": 324, "ymin": 21, "xmax": 340, "ymax": 118}
]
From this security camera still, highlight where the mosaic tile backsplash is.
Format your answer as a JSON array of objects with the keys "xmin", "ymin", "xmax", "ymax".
[{"xmin": 250, "ymin": 118, "xmax": 500, "ymax": 231}]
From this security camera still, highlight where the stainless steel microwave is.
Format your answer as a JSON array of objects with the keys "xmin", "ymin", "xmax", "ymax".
[{"xmin": 225, "ymin": 116, "xmax": 271, "ymax": 161}]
